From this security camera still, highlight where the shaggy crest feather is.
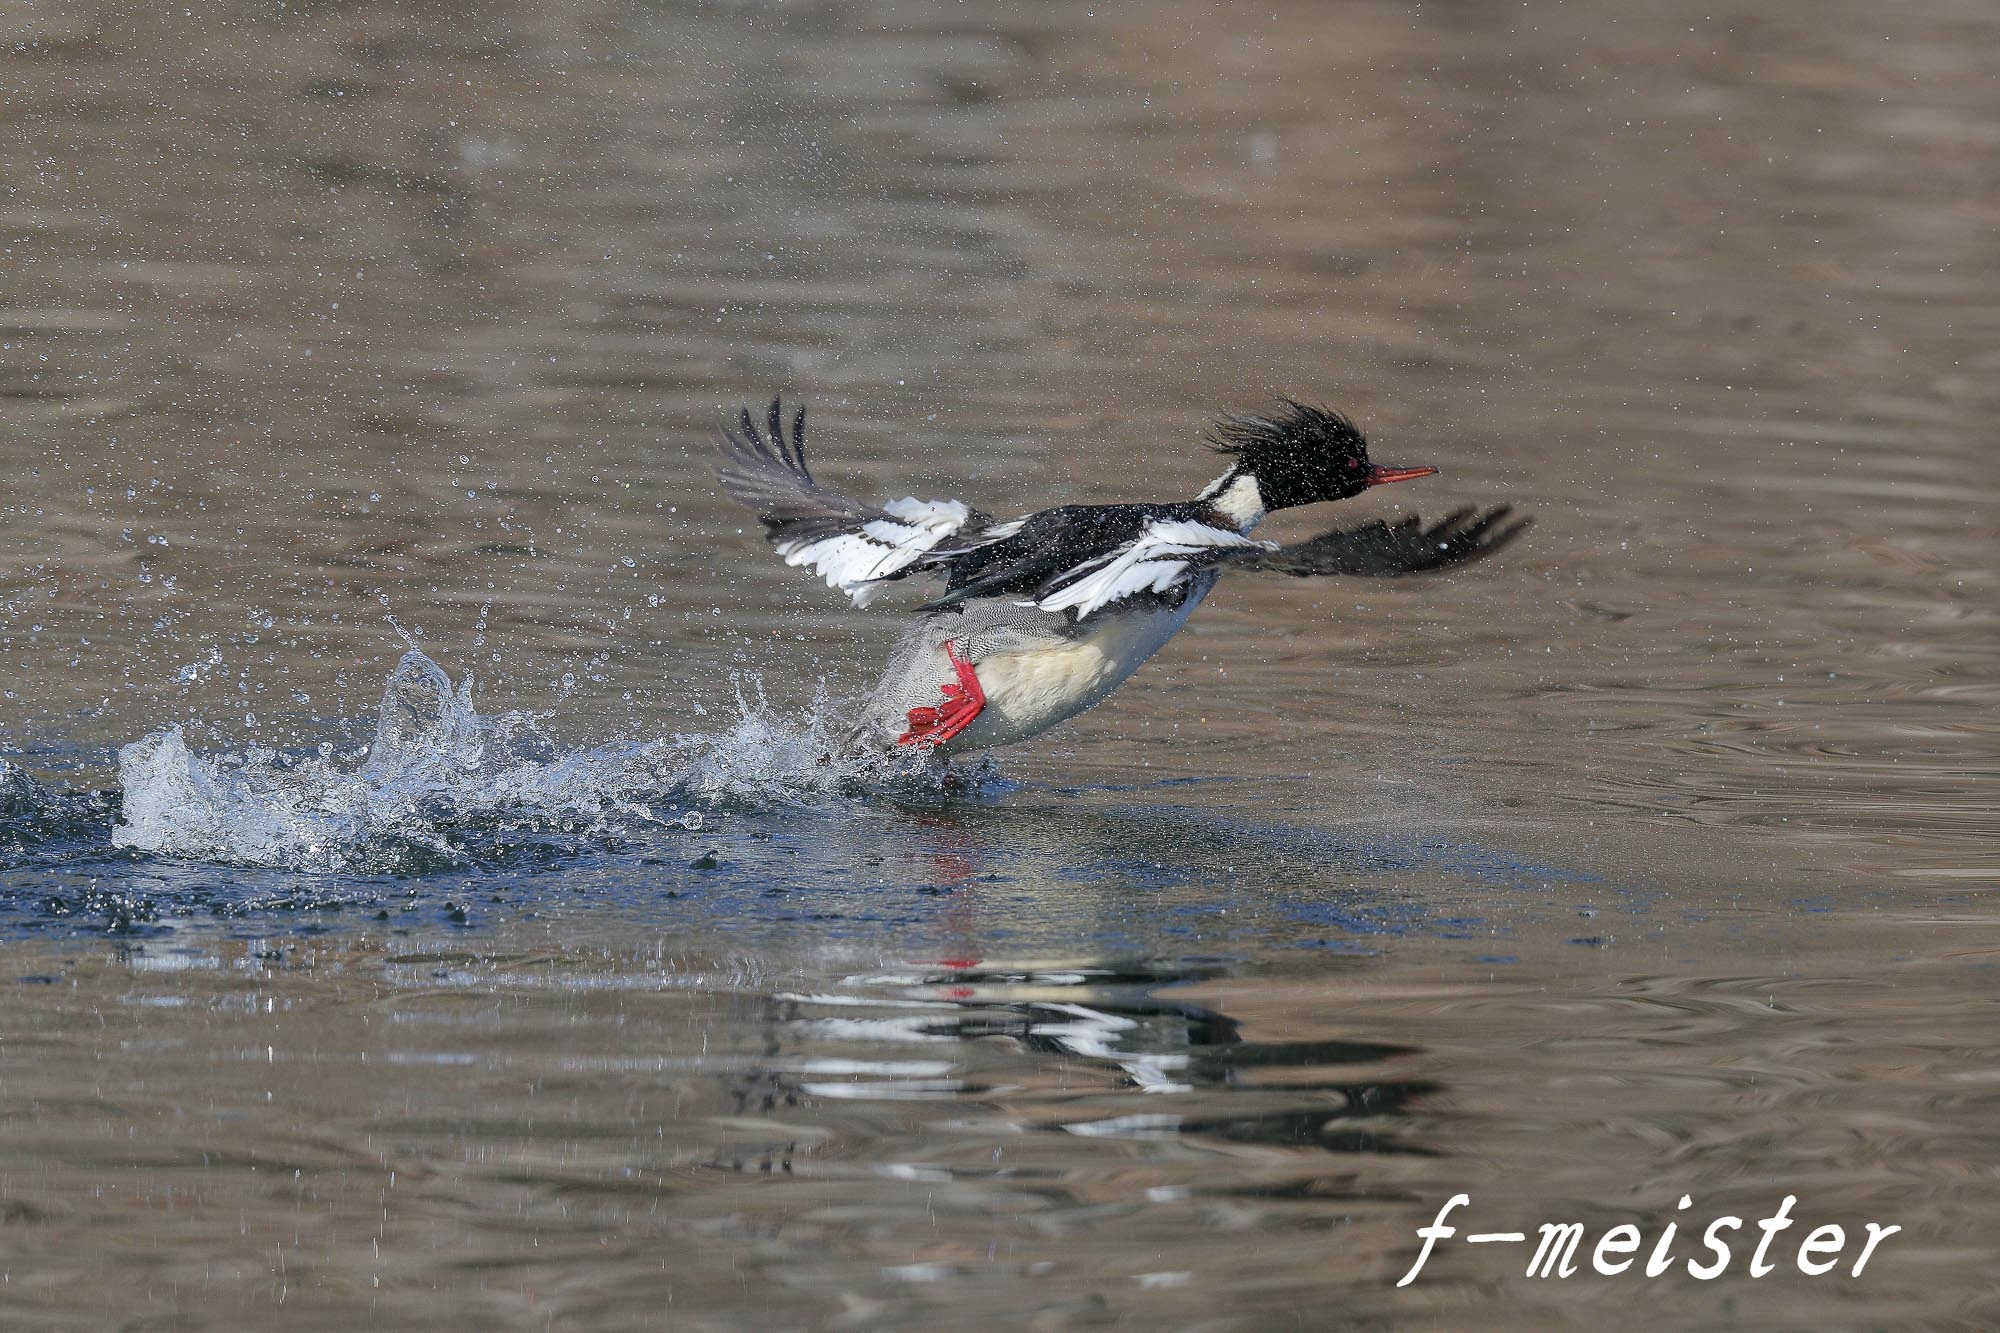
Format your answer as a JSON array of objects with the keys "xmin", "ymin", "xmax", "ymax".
[{"xmin": 1207, "ymin": 398, "xmax": 1369, "ymax": 462}]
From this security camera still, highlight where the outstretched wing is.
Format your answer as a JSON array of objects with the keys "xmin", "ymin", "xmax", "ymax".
[
  {"xmin": 912, "ymin": 504, "xmax": 1266, "ymax": 621},
  {"xmin": 717, "ymin": 398, "xmax": 1003, "ymax": 607},
  {"xmin": 1222, "ymin": 506, "xmax": 1531, "ymax": 578},
  {"xmin": 925, "ymin": 505, "xmax": 1525, "ymax": 622},
  {"xmin": 1027, "ymin": 518, "xmax": 1274, "ymax": 618},
  {"xmin": 996, "ymin": 506, "xmax": 1529, "ymax": 621}
]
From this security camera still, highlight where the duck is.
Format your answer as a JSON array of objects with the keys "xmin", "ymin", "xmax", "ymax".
[{"xmin": 718, "ymin": 396, "xmax": 1528, "ymax": 758}]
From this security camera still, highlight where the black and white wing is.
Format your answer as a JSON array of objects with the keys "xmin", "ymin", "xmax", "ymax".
[
  {"xmin": 953, "ymin": 505, "xmax": 1528, "ymax": 621},
  {"xmin": 717, "ymin": 398, "xmax": 1012, "ymax": 607},
  {"xmin": 1218, "ymin": 506, "xmax": 1530, "ymax": 578},
  {"xmin": 910, "ymin": 504, "xmax": 1269, "ymax": 620},
  {"xmin": 1028, "ymin": 518, "xmax": 1274, "ymax": 618}
]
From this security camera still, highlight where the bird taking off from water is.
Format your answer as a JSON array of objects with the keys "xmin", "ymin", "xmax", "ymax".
[{"xmin": 718, "ymin": 397, "xmax": 1528, "ymax": 758}]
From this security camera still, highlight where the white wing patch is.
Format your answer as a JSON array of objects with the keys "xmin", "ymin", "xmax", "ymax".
[
  {"xmin": 776, "ymin": 497, "xmax": 974, "ymax": 607},
  {"xmin": 883, "ymin": 497, "xmax": 972, "ymax": 529},
  {"xmin": 1032, "ymin": 520, "xmax": 1274, "ymax": 619}
]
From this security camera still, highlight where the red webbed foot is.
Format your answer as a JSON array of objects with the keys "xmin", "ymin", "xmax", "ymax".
[{"xmin": 897, "ymin": 639, "xmax": 986, "ymax": 748}]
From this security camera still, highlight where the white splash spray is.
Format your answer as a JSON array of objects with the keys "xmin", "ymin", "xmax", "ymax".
[{"xmin": 112, "ymin": 650, "xmax": 926, "ymax": 872}]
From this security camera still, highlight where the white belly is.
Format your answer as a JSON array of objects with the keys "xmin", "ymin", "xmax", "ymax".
[{"xmin": 942, "ymin": 591, "xmax": 1207, "ymax": 753}]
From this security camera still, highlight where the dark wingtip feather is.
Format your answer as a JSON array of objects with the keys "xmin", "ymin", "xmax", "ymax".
[
  {"xmin": 1228, "ymin": 503, "xmax": 1531, "ymax": 578},
  {"xmin": 715, "ymin": 394, "xmax": 882, "ymax": 541},
  {"xmin": 765, "ymin": 396, "xmax": 786, "ymax": 466},
  {"xmin": 1487, "ymin": 511, "xmax": 1533, "ymax": 555}
]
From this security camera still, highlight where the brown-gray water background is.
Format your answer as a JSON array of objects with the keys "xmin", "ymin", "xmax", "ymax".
[{"xmin": 1, "ymin": 0, "xmax": 1995, "ymax": 1326}]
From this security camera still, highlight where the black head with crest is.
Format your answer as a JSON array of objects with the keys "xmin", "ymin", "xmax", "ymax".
[{"xmin": 1208, "ymin": 399, "xmax": 1436, "ymax": 510}]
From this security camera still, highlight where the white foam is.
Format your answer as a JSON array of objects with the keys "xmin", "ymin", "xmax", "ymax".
[{"xmin": 111, "ymin": 650, "xmax": 903, "ymax": 872}]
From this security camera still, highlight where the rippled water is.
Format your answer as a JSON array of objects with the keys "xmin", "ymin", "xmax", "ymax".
[{"xmin": 2, "ymin": 0, "xmax": 1995, "ymax": 1325}]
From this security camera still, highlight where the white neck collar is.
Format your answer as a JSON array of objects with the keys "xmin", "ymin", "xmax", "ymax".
[{"xmin": 1198, "ymin": 470, "xmax": 1266, "ymax": 532}]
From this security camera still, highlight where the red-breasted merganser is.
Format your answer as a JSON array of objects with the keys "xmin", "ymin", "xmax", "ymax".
[{"xmin": 719, "ymin": 397, "xmax": 1527, "ymax": 758}]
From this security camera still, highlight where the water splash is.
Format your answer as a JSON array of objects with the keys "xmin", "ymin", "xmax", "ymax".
[
  {"xmin": 0, "ymin": 759, "xmax": 117, "ymax": 863},
  {"xmin": 111, "ymin": 650, "xmax": 934, "ymax": 872}
]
